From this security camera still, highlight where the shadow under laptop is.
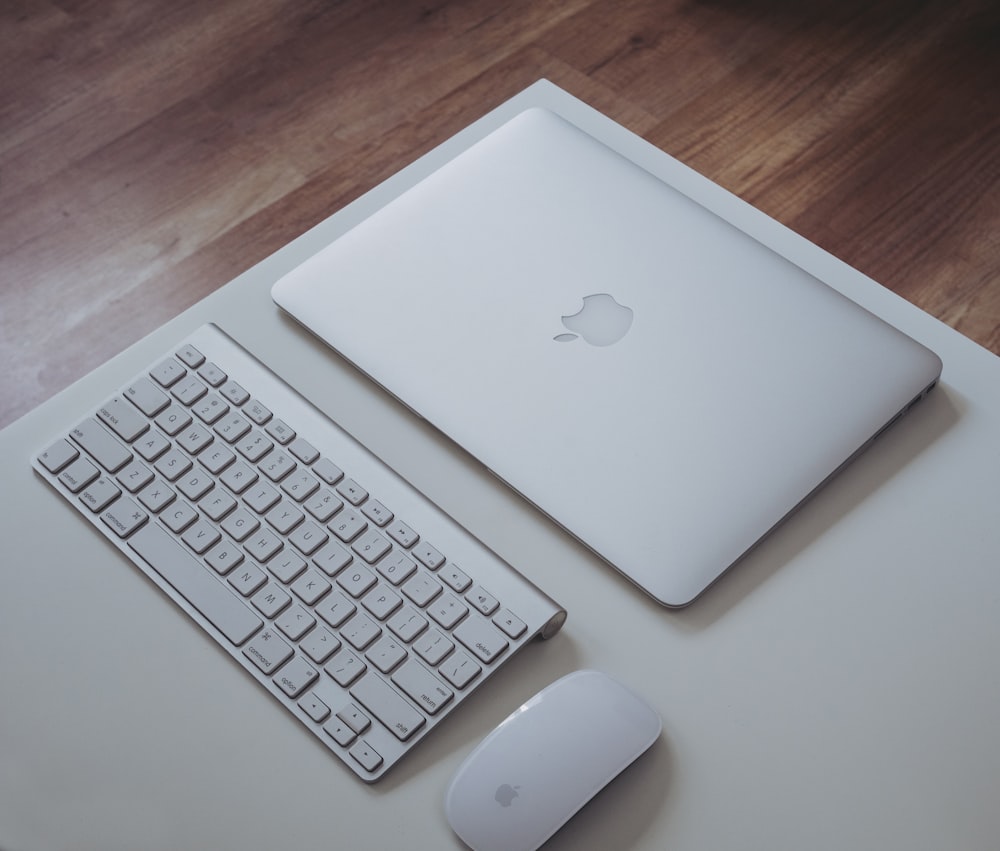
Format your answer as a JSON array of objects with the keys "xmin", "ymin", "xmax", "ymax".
[{"xmin": 669, "ymin": 379, "xmax": 962, "ymax": 630}]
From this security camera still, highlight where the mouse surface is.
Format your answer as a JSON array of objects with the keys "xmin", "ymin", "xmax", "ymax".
[{"xmin": 444, "ymin": 669, "xmax": 661, "ymax": 851}]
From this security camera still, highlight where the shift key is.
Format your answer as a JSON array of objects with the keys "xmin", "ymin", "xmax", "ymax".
[
  {"xmin": 71, "ymin": 418, "xmax": 132, "ymax": 473},
  {"xmin": 351, "ymin": 673, "xmax": 426, "ymax": 741}
]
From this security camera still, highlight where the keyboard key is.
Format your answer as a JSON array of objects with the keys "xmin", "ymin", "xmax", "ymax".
[
  {"xmin": 154, "ymin": 404, "xmax": 192, "ymax": 436},
  {"xmin": 150, "ymin": 358, "xmax": 186, "ymax": 387},
  {"xmin": 365, "ymin": 635, "xmax": 407, "ymax": 674},
  {"xmin": 59, "ymin": 457, "xmax": 100, "ymax": 493},
  {"xmin": 116, "ymin": 461, "xmax": 154, "ymax": 494},
  {"xmin": 288, "ymin": 437, "xmax": 319, "ymax": 464},
  {"xmin": 362, "ymin": 585, "xmax": 402, "ymax": 621},
  {"xmin": 324, "ymin": 717, "xmax": 356, "ymax": 747},
  {"xmin": 467, "ymin": 585, "xmax": 499, "ymax": 616},
  {"xmin": 298, "ymin": 691, "xmax": 330, "ymax": 723},
  {"xmin": 454, "ymin": 616, "xmax": 509, "ymax": 664},
  {"xmin": 80, "ymin": 477, "xmax": 121, "ymax": 513},
  {"xmin": 413, "ymin": 628, "xmax": 454, "ymax": 666},
  {"xmin": 338, "ymin": 564, "xmax": 378, "ymax": 598},
  {"xmin": 316, "ymin": 591, "xmax": 356, "ymax": 628},
  {"xmin": 138, "ymin": 480, "xmax": 176, "ymax": 514},
  {"xmin": 182, "ymin": 519, "xmax": 221, "ymax": 554},
  {"xmin": 219, "ymin": 380, "xmax": 250, "ymax": 406},
  {"xmin": 352, "ymin": 529, "xmax": 391, "ymax": 565},
  {"xmin": 276, "ymin": 605, "xmax": 318, "ymax": 643},
  {"xmin": 361, "ymin": 499, "xmax": 393, "ymax": 527},
  {"xmin": 412, "ymin": 541, "xmax": 445, "ymax": 570},
  {"xmin": 336, "ymin": 478, "xmax": 368, "ymax": 506},
  {"xmin": 391, "ymin": 659, "xmax": 453, "ymax": 716},
  {"xmin": 228, "ymin": 563, "xmax": 268, "ymax": 596},
  {"xmin": 299, "ymin": 625, "xmax": 339, "ymax": 663},
  {"xmin": 337, "ymin": 703, "xmax": 371, "ymax": 735},
  {"xmin": 192, "ymin": 393, "xmax": 229, "ymax": 424},
  {"xmin": 304, "ymin": 489, "xmax": 342, "ymax": 523},
  {"xmin": 387, "ymin": 607, "xmax": 427, "ymax": 643},
  {"xmin": 289, "ymin": 520, "xmax": 328, "ymax": 556},
  {"xmin": 312, "ymin": 458, "xmax": 344, "ymax": 486},
  {"xmin": 155, "ymin": 448, "xmax": 192, "ymax": 481},
  {"xmin": 70, "ymin": 419, "xmax": 132, "ymax": 473},
  {"xmin": 350, "ymin": 741, "xmax": 383, "ymax": 772},
  {"xmin": 171, "ymin": 374, "xmax": 208, "ymax": 406},
  {"xmin": 376, "ymin": 552, "xmax": 417, "ymax": 586},
  {"xmin": 252, "ymin": 584, "xmax": 291, "ymax": 618},
  {"xmin": 325, "ymin": 648, "xmax": 366, "ymax": 687},
  {"xmin": 350, "ymin": 673, "xmax": 425, "ymax": 742},
  {"xmin": 386, "ymin": 520, "xmax": 418, "ymax": 548},
  {"xmin": 124, "ymin": 377, "xmax": 170, "ymax": 417},
  {"xmin": 342, "ymin": 612, "xmax": 382, "ymax": 650},
  {"xmin": 38, "ymin": 439, "xmax": 79, "ymax": 473},
  {"xmin": 311, "ymin": 539, "xmax": 352, "ymax": 576},
  {"xmin": 100, "ymin": 496, "xmax": 148, "ymax": 538},
  {"xmin": 330, "ymin": 507, "xmax": 367, "ymax": 543},
  {"xmin": 265, "ymin": 418, "xmax": 295, "ymax": 444},
  {"xmin": 175, "ymin": 344, "xmax": 205, "ymax": 369},
  {"xmin": 439, "ymin": 649, "xmax": 481, "ymax": 689},
  {"xmin": 128, "ymin": 523, "xmax": 262, "ymax": 645},
  {"xmin": 428, "ymin": 593, "xmax": 469, "ymax": 630},
  {"xmin": 290, "ymin": 568, "xmax": 331, "ymax": 606},
  {"xmin": 402, "ymin": 572, "xmax": 441, "ymax": 608},
  {"xmin": 244, "ymin": 400, "xmax": 272, "ymax": 425},
  {"xmin": 242, "ymin": 628, "xmax": 293, "ymax": 674},
  {"xmin": 98, "ymin": 397, "xmax": 149, "ymax": 442},
  {"xmin": 440, "ymin": 563, "xmax": 472, "ymax": 593},
  {"xmin": 493, "ymin": 609, "xmax": 528, "ymax": 640},
  {"xmin": 274, "ymin": 655, "xmax": 317, "ymax": 698},
  {"xmin": 134, "ymin": 430, "xmax": 170, "ymax": 462},
  {"xmin": 197, "ymin": 362, "xmax": 227, "ymax": 387}
]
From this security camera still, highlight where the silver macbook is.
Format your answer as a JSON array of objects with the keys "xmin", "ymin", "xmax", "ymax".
[{"xmin": 272, "ymin": 105, "xmax": 942, "ymax": 607}]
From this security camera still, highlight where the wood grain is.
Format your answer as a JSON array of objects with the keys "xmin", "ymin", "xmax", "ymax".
[{"xmin": 2, "ymin": 0, "xmax": 997, "ymax": 428}]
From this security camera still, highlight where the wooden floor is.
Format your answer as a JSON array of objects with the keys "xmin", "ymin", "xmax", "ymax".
[{"xmin": 2, "ymin": 0, "xmax": 998, "ymax": 429}]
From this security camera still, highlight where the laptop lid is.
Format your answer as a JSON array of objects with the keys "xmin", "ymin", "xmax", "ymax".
[{"xmin": 272, "ymin": 106, "xmax": 941, "ymax": 607}]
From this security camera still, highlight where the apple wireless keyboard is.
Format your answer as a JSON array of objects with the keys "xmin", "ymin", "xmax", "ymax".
[{"xmin": 32, "ymin": 323, "xmax": 566, "ymax": 782}]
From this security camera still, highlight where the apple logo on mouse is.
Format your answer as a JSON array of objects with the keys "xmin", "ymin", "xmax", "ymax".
[
  {"xmin": 494, "ymin": 783, "xmax": 520, "ymax": 807},
  {"xmin": 554, "ymin": 293, "xmax": 633, "ymax": 346}
]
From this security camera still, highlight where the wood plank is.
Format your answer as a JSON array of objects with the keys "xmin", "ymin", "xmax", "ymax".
[{"xmin": 1, "ymin": 0, "xmax": 997, "ymax": 427}]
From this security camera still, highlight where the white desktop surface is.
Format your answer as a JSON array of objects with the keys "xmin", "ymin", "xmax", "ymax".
[{"xmin": 3, "ymin": 82, "xmax": 998, "ymax": 851}]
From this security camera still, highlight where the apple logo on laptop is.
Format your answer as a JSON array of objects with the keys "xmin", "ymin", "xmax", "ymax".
[
  {"xmin": 494, "ymin": 783, "xmax": 520, "ymax": 807},
  {"xmin": 554, "ymin": 293, "xmax": 633, "ymax": 346}
]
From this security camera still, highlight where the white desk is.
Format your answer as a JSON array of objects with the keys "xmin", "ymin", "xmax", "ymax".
[{"xmin": 3, "ymin": 81, "xmax": 999, "ymax": 851}]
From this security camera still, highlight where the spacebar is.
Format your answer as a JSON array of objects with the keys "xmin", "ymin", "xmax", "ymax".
[{"xmin": 128, "ymin": 523, "xmax": 263, "ymax": 645}]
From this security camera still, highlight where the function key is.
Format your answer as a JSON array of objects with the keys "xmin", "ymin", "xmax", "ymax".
[
  {"xmin": 175, "ymin": 344, "xmax": 205, "ymax": 369},
  {"xmin": 361, "ymin": 499, "xmax": 393, "ymax": 527},
  {"xmin": 313, "ymin": 458, "xmax": 344, "ymax": 486},
  {"xmin": 197, "ymin": 362, "xmax": 227, "ymax": 387},
  {"xmin": 467, "ymin": 585, "xmax": 499, "ymax": 616},
  {"xmin": 412, "ymin": 541, "xmax": 445, "ymax": 571},
  {"xmin": 266, "ymin": 419, "xmax": 295, "ymax": 445},
  {"xmin": 493, "ymin": 609, "xmax": 527, "ymax": 640},
  {"xmin": 245, "ymin": 400, "xmax": 272, "ymax": 426},
  {"xmin": 219, "ymin": 380, "xmax": 250, "ymax": 406},
  {"xmin": 289, "ymin": 437, "xmax": 319, "ymax": 465},
  {"xmin": 386, "ymin": 520, "xmax": 418, "ymax": 549},
  {"xmin": 336, "ymin": 478, "xmax": 368, "ymax": 506}
]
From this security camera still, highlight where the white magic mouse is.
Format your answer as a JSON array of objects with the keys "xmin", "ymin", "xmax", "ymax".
[{"xmin": 444, "ymin": 669, "xmax": 662, "ymax": 851}]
